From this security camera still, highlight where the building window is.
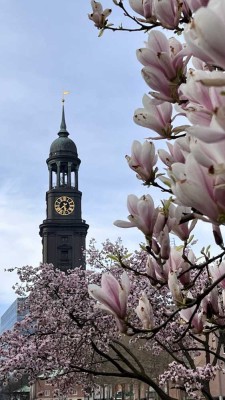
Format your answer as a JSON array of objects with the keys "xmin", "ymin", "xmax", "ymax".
[
  {"xmin": 44, "ymin": 390, "xmax": 50, "ymax": 397},
  {"xmin": 61, "ymin": 250, "xmax": 69, "ymax": 261}
]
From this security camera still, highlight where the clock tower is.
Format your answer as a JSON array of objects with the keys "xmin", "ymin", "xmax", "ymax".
[{"xmin": 39, "ymin": 103, "xmax": 89, "ymax": 271}]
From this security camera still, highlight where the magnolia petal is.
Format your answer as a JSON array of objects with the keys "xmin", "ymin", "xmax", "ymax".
[
  {"xmin": 129, "ymin": 0, "xmax": 145, "ymax": 16},
  {"xmin": 103, "ymin": 8, "xmax": 111, "ymax": 17},
  {"xmin": 137, "ymin": 195, "xmax": 155, "ymax": 225},
  {"xmin": 136, "ymin": 292, "xmax": 154, "ymax": 329},
  {"xmin": 188, "ymin": 125, "xmax": 225, "ymax": 143},
  {"xmin": 113, "ymin": 220, "xmax": 135, "ymax": 228},
  {"xmin": 134, "ymin": 109, "xmax": 163, "ymax": 134},
  {"xmin": 147, "ymin": 30, "xmax": 170, "ymax": 54},
  {"xmin": 101, "ymin": 273, "xmax": 120, "ymax": 298},
  {"xmin": 168, "ymin": 271, "xmax": 184, "ymax": 305},
  {"xmin": 121, "ymin": 271, "xmax": 131, "ymax": 296},
  {"xmin": 127, "ymin": 194, "xmax": 139, "ymax": 215},
  {"xmin": 131, "ymin": 140, "xmax": 142, "ymax": 164},
  {"xmin": 88, "ymin": 285, "xmax": 121, "ymax": 316},
  {"xmin": 91, "ymin": 0, "xmax": 103, "ymax": 12},
  {"xmin": 142, "ymin": 141, "xmax": 157, "ymax": 169}
]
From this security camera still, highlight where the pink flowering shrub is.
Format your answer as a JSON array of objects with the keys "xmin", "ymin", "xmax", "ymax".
[{"xmin": 1, "ymin": 238, "xmax": 225, "ymax": 400}]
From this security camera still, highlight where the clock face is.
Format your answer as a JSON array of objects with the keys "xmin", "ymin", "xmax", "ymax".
[{"xmin": 54, "ymin": 196, "xmax": 75, "ymax": 215}]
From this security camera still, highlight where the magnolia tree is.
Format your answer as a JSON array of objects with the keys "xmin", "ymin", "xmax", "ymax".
[{"xmin": 2, "ymin": 0, "xmax": 225, "ymax": 399}]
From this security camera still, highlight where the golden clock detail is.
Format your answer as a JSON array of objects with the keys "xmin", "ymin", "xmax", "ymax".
[{"xmin": 54, "ymin": 196, "xmax": 75, "ymax": 215}]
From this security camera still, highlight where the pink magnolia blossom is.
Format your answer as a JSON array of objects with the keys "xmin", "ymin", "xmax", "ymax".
[
  {"xmin": 126, "ymin": 140, "xmax": 157, "ymax": 183},
  {"xmin": 146, "ymin": 255, "xmax": 158, "ymax": 284},
  {"xmin": 167, "ymin": 203, "xmax": 197, "ymax": 241},
  {"xmin": 178, "ymin": 70, "xmax": 214, "ymax": 127},
  {"xmin": 156, "ymin": 225, "xmax": 170, "ymax": 260},
  {"xmin": 178, "ymin": 0, "xmax": 192, "ymax": 19},
  {"xmin": 179, "ymin": 70, "xmax": 225, "ymax": 128},
  {"xmin": 183, "ymin": 71, "xmax": 225, "ymax": 142},
  {"xmin": 145, "ymin": 208, "xmax": 171, "ymax": 257},
  {"xmin": 168, "ymin": 270, "xmax": 184, "ymax": 305},
  {"xmin": 88, "ymin": 0, "xmax": 111, "ymax": 28},
  {"xmin": 114, "ymin": 194, "xmax": 158, "ymax": 238},
  {"xmin": 158, "ymin": 136, "xmax": 190, "ymax": 167},
  {"xmin": 129, "ymin": 0, "xmax": 155, "ymax": 20},
  {"xmin": 135, "ymin": 292, "xmax": 154, "ymax": 329},
  {"xmin": 158, "ymin": 148, "xmax": 174, "ymax": 168},
  {"xmin": 88, "ymin": 271, "xmax": 130, "ymax": 331},
  {"xmin": 146, "ymin": 255, "xmax": 169, "ymax": 284},
  {"xmin": 137, "ymin": 31, "xmax": 191, "ymax": 102},
  {"xmin": 187, "ymin": 117, "xmax": 225, "ymax": 143},
  {"xmin": 189, "ymin": 136, "xmax": 225, "ymax": 180},
  {"xmin": 188, "ymin": 137, "xmax": 225, "ymax": 216},
  {"xmin": 184, "ymin": 0, "xmax": 225, "ymax": 69},
  {"xmin": 133, "ymin": 95, "xmax": 173, "ymax": 138},
  {"xmin": 153, "ymin": 0, "xmax": 182, "ymax": 29},
  {"xmin": 203, "ymin": 287, "xmax": 220, "ymax": 317},
  {"xmin": 166, "ymin": 247, "xmax": 195, "ymax": 287},
  {"xmin": 180, "ymin": 305, "xmax": 204, "ymax": 333},
  {"xmin": 192, "ymin": 56, "xmax": 214, "ymax": 71},
  {"xmin": 153, "ymin": 200, "xmax": 197, "ymax": 242},
  {"xmin": 153, "ymin": 209, "xmax": 167, "ymax": 237},
  {"xmin": 209, "ymin": 261, "xmax": 225, "ymax": 289},
  {"xmin": 188, "ymin": 0, "xmax": 209, "ymax": 12},
  {"xmin": 170, "ymin": 153, "xmax": 225, "ymax": 224}
]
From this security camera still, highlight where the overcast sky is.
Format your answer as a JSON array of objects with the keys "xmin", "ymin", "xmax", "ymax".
[{"xmin": 0, "ymin": 0, "xmax": 221, "ymax": 317}]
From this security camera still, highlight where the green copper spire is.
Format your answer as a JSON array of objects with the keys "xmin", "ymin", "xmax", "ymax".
[{"xmin": 58, "ymin": 100, "xmax": 69, "ymax": 137}]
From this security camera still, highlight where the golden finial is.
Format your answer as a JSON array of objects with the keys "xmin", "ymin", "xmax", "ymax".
[{"xmin": 62, "ymin": 91, "xmax": 70, "ymax": 103}]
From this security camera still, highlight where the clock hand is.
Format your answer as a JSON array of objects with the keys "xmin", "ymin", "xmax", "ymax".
[{"xmin": 62, "ymin": 202, "xmax": 67, "ymax": 211}]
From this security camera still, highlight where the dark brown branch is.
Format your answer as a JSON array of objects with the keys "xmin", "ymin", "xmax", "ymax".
[
  {"xmin": 89, "ymin": 341, "xmax": 176, "ymax": 400},
  {"xmin": 112, "ymin": 339, "xmax": 145, "ymax": 375}
]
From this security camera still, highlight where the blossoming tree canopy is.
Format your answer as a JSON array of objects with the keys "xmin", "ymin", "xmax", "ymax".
[{"xmin": 2, "ymin": 1, "xmax": 225, "ymax": 400}]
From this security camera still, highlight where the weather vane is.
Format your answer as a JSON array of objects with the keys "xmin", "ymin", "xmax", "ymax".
[{"xmin": 62, "ymin": 91, "xmax": 70, "ymax": 103}]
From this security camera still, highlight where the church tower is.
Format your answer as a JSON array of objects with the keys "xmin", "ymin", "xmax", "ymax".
[{"xmin": 39, "ymin": 102, "xmax": 89, "ymax": 271}]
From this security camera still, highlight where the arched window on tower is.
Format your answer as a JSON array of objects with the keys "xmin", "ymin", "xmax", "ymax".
[
  {"xmin": 52, "ymin": 170, "xmax": 57, "ymax": 188},
  {"xmin": 71, "ymin": 171, "xmax": 75, "ymax": 188},
  {"xmin": 59, "ymin": 164, "xmax": 69, "ymax": 187}
]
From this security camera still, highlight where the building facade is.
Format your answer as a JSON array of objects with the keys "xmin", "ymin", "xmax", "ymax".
[
  {"xmin": 30, "ymin": 379, "xmax": 85, "ymax": 400},
  {"xmin": 39, "ymin": 103, "xmax": 89, "ymax": 271},
  {"xmin": 0, "ymin": 298, "xmax": 26, "ymax": 334}
]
